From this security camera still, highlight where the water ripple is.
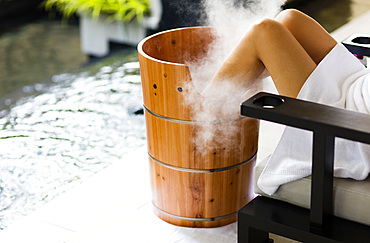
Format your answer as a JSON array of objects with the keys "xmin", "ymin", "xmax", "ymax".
[{"xmin": 0, "ymin": 58, "xmax": 146, "ymax": 229}]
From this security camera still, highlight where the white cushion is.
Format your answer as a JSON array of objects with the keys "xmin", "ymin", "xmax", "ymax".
[{"xmin": 254, "ymin": 156, "xmax": 370, "ymax": 226}]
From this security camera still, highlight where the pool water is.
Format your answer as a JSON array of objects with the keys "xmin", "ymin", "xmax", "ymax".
[{"xmin": 0, "ymin": 52, "xmax": 146, "ymax": 229}]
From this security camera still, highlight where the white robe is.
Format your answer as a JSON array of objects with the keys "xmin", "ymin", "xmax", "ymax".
[{"xmin": 257, "ymin": 43, "xmax": 370, "ymax": 195}]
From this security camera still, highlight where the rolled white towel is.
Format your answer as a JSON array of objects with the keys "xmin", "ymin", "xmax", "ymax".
[{"xmin": 257, "ymin": 43, "xmax": 370, "ymax": 195}]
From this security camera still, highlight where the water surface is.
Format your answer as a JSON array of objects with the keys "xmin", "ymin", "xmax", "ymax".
[{"xmin": 0, "ymin": 52, "xmax": 146, "ymax": 229}]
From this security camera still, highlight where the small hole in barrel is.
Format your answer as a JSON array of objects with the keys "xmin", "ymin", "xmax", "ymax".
[
  {"xmin": 177, "ymin": 87, "xmax": 183, "ymax": 92},
  {"xmin": 352, "ymin": 37, "xmax": 370, "ymax": 44},
  {"xmin": 253, "ymin": 96, "xmax": 284, "ymax": 109},
  {"xmin": 153, "ymin": 84, "xmax": 157, "ymax": 89},
  {"xmin": 172, "ymin": 40, "xmax": 176, "ymax": 44}
]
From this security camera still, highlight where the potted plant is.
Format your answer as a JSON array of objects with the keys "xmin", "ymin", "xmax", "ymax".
[{"xmin": 44, "ymin": 0, "xmax": 162, "ymax": 57}]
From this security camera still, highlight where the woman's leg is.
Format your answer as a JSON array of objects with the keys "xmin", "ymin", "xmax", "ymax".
[
  {"xmin": 275, "ymin": 9, "xmax": 337, "ymax": 64},
  {"xmin": 202, "ymin": 9, "xmax": 337, "ymax": 98}
]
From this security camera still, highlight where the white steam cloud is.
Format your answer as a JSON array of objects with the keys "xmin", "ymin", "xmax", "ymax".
[{"xmin": 184, "ymin": 0, "xmax": 286, "ymax": 154}]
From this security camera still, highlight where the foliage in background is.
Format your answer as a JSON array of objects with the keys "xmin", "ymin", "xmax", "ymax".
[{"xmin": 43, "ymin": 0, "xmax": 151, "ymax": 23}]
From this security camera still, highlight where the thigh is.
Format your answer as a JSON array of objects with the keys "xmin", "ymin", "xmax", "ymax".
[
  {"xmin": 253, "ymin": 19, "xmax": 317, "ymax": 98},
  {"xmin": 275, "ymin": 9, "xmax": 337, "ymax": 64},
  {"xmin": 203, "ymin": 16, "xmax": 325, "ymax": 99}
]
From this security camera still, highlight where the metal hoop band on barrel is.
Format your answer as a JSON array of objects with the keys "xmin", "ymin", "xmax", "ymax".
[
  {"xmin": 153, "ymin": 203, "xmax": 237, "ymax": 222},
  {"xmin": 143, "ymin": 105, "xmax": 245, "ymax": 125},
  {"xmin": 148, "ymin": 152, "xmax": 256, "ymax": 173}
]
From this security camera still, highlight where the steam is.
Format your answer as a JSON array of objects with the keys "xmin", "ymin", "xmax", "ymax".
[
  {"xmin": 184, "ymin": 0, "xmax": 286, "ymax": 154},
  {"xmin": 203, "ymin": 0, "xmax": 282, "ymax": 53}
]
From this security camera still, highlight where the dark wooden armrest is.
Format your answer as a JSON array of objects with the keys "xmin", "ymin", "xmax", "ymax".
[
  {"xmin": 342, "ymin": 33, "xmax": 370, "ymax": 57},
  {"xmin": 240, "ymin": 92, "xmax": 370, "ymax": 232},
  {"xmin": 241, "ymin": 92, "xmax": 370, "ymax": 144}
]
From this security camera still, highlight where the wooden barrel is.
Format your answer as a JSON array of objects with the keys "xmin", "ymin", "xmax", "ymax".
[{"xmin": 138, "ymin": 27, "xmax": 259, "ymax": 227}]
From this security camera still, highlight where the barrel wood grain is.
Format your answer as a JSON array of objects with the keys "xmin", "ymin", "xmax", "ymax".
[
  {"xmin": 138, "ymin": 27, "xmax": 259, "ymax": 227},
  {"xmin": 138, "ymin": 27, "xmax": 216, "ymax": 120},
  {"xmin": 145, "ymin": 111, "xmax": 259, "ymax": 169},
  {"xmin": 149, "ymin": 156, "xmax": 256, "ymax": 227}
]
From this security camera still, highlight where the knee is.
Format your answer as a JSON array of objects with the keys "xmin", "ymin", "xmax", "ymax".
[
  {"xmin": 250, "ymin": 18, "xmax": 285, "ymax": 38},
  {"xmin": 254, "ymin": 18, "xmax": 282, "ymax": 29},
  {"xmin": 275, "ymin": 9, "xmax": 307, "ymax": 26}
]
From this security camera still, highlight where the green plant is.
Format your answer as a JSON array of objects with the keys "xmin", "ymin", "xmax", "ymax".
[{"xmin": 43, "ymin": 0, "xmax": 151, "ymax": 23}]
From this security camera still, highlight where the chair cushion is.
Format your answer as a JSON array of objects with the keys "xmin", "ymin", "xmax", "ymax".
[{"xmin": 254, "ymin": 156, "xmax": 370, "ymax": 226}]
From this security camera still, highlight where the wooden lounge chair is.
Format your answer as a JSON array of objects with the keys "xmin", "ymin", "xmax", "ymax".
[{"xmin": 238, "ymin": 35, "xmax": 370, "ymax": 242}]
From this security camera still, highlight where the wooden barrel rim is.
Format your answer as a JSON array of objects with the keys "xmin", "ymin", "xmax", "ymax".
[
  {"xmin": 153, "ymin": 203, "xmax": 237, "ymax": 222},
  {"xmin": 148, "ymin": 152, "xmax": 257, "ymax": 173},
  {"xmin": 137, "ymin": 26, "xmax": 214, "ymax": 67}
]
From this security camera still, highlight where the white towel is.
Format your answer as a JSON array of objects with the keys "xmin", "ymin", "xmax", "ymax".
[{"xmin": 257, "ymin": 43, "xmax": 370, "ymax": 195}]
